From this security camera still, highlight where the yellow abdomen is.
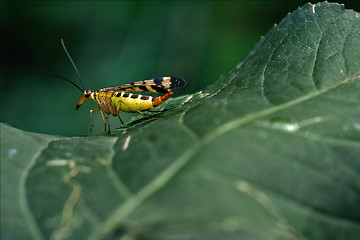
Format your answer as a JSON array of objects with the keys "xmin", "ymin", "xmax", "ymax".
[{"xmin": 112, "ymin": 93, "xmax": 154, "ymax": 113}]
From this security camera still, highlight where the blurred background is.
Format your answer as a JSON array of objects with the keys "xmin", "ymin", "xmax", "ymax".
[{"xmin": 2, "ymin": 1, "xmax": 359, "ymax": 136}]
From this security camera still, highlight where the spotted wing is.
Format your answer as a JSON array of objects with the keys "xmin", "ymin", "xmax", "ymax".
[{"xmin": 98, "ymin": 77, "xmax": 186, "ymax": 93}]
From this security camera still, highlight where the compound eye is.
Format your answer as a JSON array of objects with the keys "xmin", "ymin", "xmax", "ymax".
[{"xmin": 85, "ymin": 90, "xmax": 92, "ymax": 98}]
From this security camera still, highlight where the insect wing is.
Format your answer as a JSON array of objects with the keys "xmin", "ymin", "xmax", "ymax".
[{"xmin": 99, "ymin": 77, "xmax": 186, "ymax": 94}]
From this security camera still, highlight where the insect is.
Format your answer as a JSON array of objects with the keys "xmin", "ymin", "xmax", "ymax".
[{"xmin": 57, "ymin": 39, "xmax": 186, "ymax": 135}]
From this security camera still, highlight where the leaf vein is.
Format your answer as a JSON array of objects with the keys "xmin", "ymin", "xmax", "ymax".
[
  {"xmin": 309, "ymin": 16, "xmax": 323, "ymax": 91},
  {"xmin": 107, "ymin": 136, "xmax": 133, "ymax": 199},
  {"xmin": 19, "ymin": 136, "xmax": 60, "ymax": 240}
]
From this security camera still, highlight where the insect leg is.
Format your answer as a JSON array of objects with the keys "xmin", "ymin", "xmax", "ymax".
[
  {"xmin": 115, "ymin": 102, "xmax": 125, "ymax": 125},
  {"xmin": 89, "ymin": 107, "xmax": 103, "ymax": 135},
  {"xmin": 116, "ymin": 99, "xmax": 147, "ymax": 115},
  {"xmin": 96, "ymin": 109, "xmax": 107, "ymax": 132},
  {"xmin": 118, "ymin": 116, "xmax": 124, "ymax": 124},
  {"xmin": 97, "ymin": 109, "xmax": 110, "ymax": 133},
  {"xmin": 104, "ymin": 114, "xmax": 111, "ymax": 134}
]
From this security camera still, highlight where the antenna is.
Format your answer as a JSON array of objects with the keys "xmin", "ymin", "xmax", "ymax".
[
  {"xmin": 61, "ymin": 39, "xmax": 86, "ymax": 90},
  {"xmin": 36, "ymin": 70, "xmax": 84, "ymax": 93}
]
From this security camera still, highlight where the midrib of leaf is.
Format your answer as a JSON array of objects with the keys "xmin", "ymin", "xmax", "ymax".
[{"xmin": 90, "ymin": 73, "xmax": 360, "ymax": 239}]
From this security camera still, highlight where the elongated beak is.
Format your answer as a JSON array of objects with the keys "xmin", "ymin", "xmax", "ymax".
[{"xmin": 76, "ymin": 95, "xmax": 87, "ymax": 109}]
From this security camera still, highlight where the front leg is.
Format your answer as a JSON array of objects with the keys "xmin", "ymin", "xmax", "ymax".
[{"xmin": 89, "ymin": 108, "xmax": 100, "ymax": 136}]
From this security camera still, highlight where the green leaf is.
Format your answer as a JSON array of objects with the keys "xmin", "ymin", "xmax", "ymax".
[{"xmin": 2, "ymin": 2, "xmax": 360, "ymax": 240}]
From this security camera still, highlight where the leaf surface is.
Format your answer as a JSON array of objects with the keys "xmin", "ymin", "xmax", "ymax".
[{"xmin": 2, "ymin": 2, "xmax": 360, "ymax": 240}]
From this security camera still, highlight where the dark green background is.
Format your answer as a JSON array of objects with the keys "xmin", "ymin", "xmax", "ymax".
[{"xmin": 2, "ymin": 0, "xmax": 359, "ymax": 136}]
